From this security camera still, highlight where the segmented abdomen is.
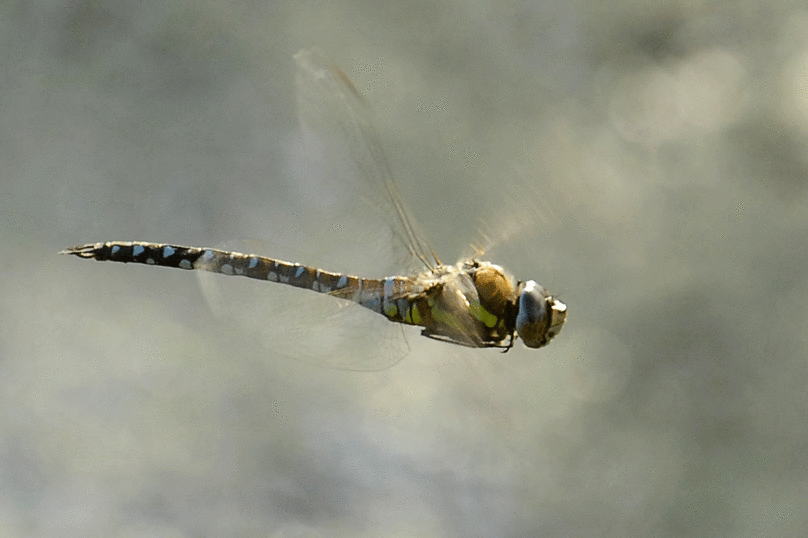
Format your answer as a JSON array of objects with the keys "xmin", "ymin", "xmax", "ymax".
[{"xmin": 61, "ymin": 241, "xmax": 422, "ymax": 325}]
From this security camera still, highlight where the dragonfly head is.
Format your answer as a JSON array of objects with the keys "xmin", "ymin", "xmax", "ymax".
[{"xmin": 515, "ymin": 280, "xmax": 567, "ymax": 349}]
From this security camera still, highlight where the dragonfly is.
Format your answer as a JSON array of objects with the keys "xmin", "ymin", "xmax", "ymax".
[{"xmin": 61, "ymin": 48, "xmax": 566, "ymax": 371}]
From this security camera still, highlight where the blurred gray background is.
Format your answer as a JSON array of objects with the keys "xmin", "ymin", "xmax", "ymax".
[{"xmin": 3, "ymin": 1, "xmax": 808, "ymax": 537}]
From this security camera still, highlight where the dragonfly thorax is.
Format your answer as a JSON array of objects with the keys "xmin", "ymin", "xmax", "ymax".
[{"xmin": 408, "ymin": 260, "xmax": 517, "ymax": 347}]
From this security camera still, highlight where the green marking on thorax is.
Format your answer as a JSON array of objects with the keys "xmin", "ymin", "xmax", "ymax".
[
  {"xmin": 406, "ymin": 304, "xmax": 422, "ymax": 325},
  {"xmin": 469, "ymin": 303, "xmax": 498, "ymax": 329},
  {"xmin": 384, "ymin": 302, "xmax": 398, "ymax": 318}
]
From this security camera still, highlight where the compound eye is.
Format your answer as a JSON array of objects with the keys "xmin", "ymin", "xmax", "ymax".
[{"xmin": 516, "ymin": 280, "xmax": 551, "ymax": 348}]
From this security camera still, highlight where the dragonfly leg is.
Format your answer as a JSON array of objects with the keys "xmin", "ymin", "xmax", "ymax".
[{"xmin": 500, "ymin": 332, "xmax": 515, "ymax": 353}]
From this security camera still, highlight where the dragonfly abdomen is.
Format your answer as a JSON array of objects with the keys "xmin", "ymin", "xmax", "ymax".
[
  {"xmin": 61, "ymin": 241, "xmax": 201, "ymax": 269},
  {"xmin": 60, "ymin": 241, "xmax": 425, "ymax": 323},
  {"xmin": 61, "ymin": 241, "xmax": 359, "ymax": 291}
]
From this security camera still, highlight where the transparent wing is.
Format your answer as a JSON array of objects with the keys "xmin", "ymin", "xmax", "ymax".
[
  {"xmin": 197, "ymin": 241, "xmax": 412, "ymax": 372},
  {"xmin": 293, "ymin": 48, "xmax": 438, "ymax": 272},
  {"xmin": 196, "ymin": 49, "xmax": 438, "ymax": 371}
]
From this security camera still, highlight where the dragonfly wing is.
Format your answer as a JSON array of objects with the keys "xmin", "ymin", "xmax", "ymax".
[
  {"xmin": 196, "ymin": 50, "xmax": 441, "ymax": 370},
  {"xmin": 293, "ymin": 48, "xmax": 437, "ymax": 273},
  {"xmin": 196, "ymin": 240, "xmax": 410, "ymax": 371}
]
